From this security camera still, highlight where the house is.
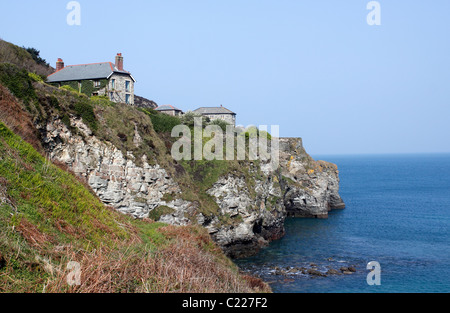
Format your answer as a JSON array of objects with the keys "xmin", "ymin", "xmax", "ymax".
[
  {"xmin": 194, "ymin": 106, "xmax": 236, "ymax": 126},
  {"xmin": 155, "ymin": 104, "xmax": 183, "ymax": 116},
  {"xmin": 47, "ymin": 53, "xmax": 136, "ymax": 105}
]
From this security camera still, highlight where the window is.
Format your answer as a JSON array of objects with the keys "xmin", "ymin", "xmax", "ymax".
[
  {"xmin": 111, "ymin": 79, "xmax": 115, "ymax": 89},
  {"xmin": 93, "ymin": 80, "xmax": 101, "ymax": 87},
  {"xmin": 125, "ymin": 80, "xmax": 131, "ymax": 92},
  {"xmin": 110, "ymin": 92, "xmax": 114, "ymax": 101},
  {"xmin": 125, "ymin": 94, "xmax": 130, "ymax": 104}
]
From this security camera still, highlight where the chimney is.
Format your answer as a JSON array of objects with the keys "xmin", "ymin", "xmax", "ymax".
[
  {"xmin": 115, "ymin": 53, "xmax": 124, "ymax": 71},
  {"xmin": 56, "ymin": 58, "xmax": 64, "ymax": 72}
]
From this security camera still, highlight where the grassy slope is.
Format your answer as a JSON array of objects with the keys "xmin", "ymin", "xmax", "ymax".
[{"xmin": 0, "ymin": 121, "xmax": 269, "ymax": 293}]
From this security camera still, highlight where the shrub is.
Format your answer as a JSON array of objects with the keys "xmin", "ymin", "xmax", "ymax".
[
  {"xmin": 210, "ymin": 119, "xmax": 230, "ymax": 132},
  {"xmin": 140, "ymin": 109, "xmax": 181, "ymax": 133},
  {"xmin": 28, "ymin": 72, "xmax": 43, "ymax": 82},
  {"xmin": 0, "ymin": 63, "xmax": 37, "ymax": 103},
  {"xmin": 242, "ymin": 126, "xmax": 272, "ymax": 140},
  {"xmin": 148, "ymin": 206, "xmax": 176, "ymax": 221},
  {"xmin": 91, "ymin": 95, "xmax": 114, "ymax": 107},
  {"xmin": 180, "ymin": 111, "xmax": 207, "ymax": 128},
  {"xmin": 59, "ymin": 85, "xmax": 79, "ymax": 94},
  {"xmin": 70, "ymin": 97, "xmax": 98, "ymax": 132},
  {"xmin": 23, "ymin": 47, "xmax": 49, "ymax": 67}
]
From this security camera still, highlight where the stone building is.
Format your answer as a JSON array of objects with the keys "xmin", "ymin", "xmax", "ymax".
[
  {"xmin": 47, "ymin": 53, "xmax": 136, "ymax": 105},
  {"xmin": 194, "ymin": 106, "xmax": 236, "ymax": 126},
  {"xmin": 155, "ymin": 104, "xmax": 184, "ymax": 116}
]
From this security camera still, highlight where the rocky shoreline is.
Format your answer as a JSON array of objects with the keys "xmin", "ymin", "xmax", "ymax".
[
  {"xmin": 269, "ymin": 263, "xmax": 358, "ymax": 277},
  {"xmin": 238, "ymin": 259, "xmax": 361, "ymax": 287}
]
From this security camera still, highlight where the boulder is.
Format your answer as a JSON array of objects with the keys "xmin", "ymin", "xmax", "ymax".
[
  {"xmin": 326, "ymin": 268, "xmax": 341, "ymax": 275},
  {"xmin": 307, "ymin": 269, "xmax": 327, "ymax": 277},
  {"xmin": 348, "ymin": 266, "xmax": 357, "ymax": 273}
]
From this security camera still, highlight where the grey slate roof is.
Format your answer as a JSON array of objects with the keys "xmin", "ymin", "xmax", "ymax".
[
  {"xmin": 194, "ymin": 107, "xmax": 236, "ymax": 115},
  {"xmin": 47, "ymin": 62, "xmax": 135, "ymax": 83},
  {"xmin": 155, "ymin": 104, "xmax": 183, "ymax": 112}
]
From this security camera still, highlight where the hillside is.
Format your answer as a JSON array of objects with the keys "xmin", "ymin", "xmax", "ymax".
[
  {"xmin": 0, "ymin": 119, "xmax": 268, "ymax": 292},
  {"xmin": 0, "ymin": 40, "xmax": 269, "ymax": 292},
  {"xmin": 0, "ymin": 38, "xmax": 344, "ymax": 292}
]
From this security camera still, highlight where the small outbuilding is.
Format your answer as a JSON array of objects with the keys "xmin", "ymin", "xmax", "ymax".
[
  {"xmin": 193, "ymin": 106, "xmax": 236, "ymax": 126},
  {"xmin": 154, "ymin": 104, "xmax": 184, "ymax": 116}
]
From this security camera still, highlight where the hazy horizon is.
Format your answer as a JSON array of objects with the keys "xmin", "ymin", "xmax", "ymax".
[{"xmin": 1, "ymin": 0, "xmax": 449, "ymax": 155}]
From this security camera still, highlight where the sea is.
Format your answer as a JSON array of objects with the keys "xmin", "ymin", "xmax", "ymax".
[{"xmin": 236, "ymin": 154, "xmax": 450, "ymax": 293}]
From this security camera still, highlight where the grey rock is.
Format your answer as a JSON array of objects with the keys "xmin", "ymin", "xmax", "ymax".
[
  {"xmin": 326, "ymin": 268, "xmax": 341, "ymax": 275},
  {"xmin": 348, "ymin": 266, "xmax": 357, "ymax": 273},
  {"xmin": 307, "ymin": 269, "xmax": 327, "ymax": 277}
]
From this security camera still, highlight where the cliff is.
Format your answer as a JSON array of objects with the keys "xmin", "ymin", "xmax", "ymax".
[
  {"xmin": 0, "ymin": 39, "xmax": 345, "ymax": 261},
  {"xmin": 36, "ymin": 95, "xmax": 344, "ymax": 258}
]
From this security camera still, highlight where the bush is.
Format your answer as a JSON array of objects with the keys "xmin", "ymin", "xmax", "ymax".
[
  {"xmin": 70, "ymin": 97, "xmax": 98, "ymax": 132},
  {"xmin": 180, "ymin": 111, "xmax": 207, "ymax": 128},
  {"xmin": 91, "ymin": 95, "xmax": 114, "ymax": 107},
  {"xmin": 59, "ymin": 85, "xmax": 79, "ymax": 94},
  {"xmin": 242, "ymin": 126, "xmax": 272, "ymax": 140},
  {"xmin": 23, "ymin": 47, "xmax": 49, "ymax": 67},
  {"xmin": 0, "ymin": 63, "xmax": 37, "ymax": 103},
  {"xmin": 28, "ymin": 72, "xmax": 43, "ymax": 82},
  {"xmin": 140, "ymin": 109, "xmax": 181, "ymax": 133},
  {"xmin": 210, "ymin": 119, "xmax": 230, "ymax": 132}
]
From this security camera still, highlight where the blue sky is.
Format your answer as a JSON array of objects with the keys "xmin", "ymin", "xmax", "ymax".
[{"xmin": 1, "ymin": 0, "xmax": 449, "ymax": 155}]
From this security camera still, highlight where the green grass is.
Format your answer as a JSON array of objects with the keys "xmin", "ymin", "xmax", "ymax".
[
  {"xmin": 0, "ymin": 122, "xmax": 127, "ymax": 247},
  {"xmin": 0, "ymin": 121, "xmax": 132, "ymax": 291},
  {"xmin": 134, "ymin": 221, "xmax": 169, "ymax": 250}
]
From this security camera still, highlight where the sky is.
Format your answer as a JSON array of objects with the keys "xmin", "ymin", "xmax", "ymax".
[{"xmin": 0, "ymin": 0, "xmax": 449, "ymax": 155}]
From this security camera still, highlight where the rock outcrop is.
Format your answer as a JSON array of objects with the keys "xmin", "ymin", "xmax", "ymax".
[
  {"xmin": 43, "ymin": 117, "xmax": 181, "ymax": 219},
  {"xmin": 278, "ymin": 138, "xmax": 345, "ymax": 218},
  {"xmin": 133, "ymin": 95, "xmax": 158, "ymax": 109},
  {"xmin": 205, "ymin": 174, "xmax": 286, "ymax": 258}
]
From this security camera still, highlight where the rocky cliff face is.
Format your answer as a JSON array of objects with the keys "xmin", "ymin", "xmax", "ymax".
[
  {"xmin": 43, "ymin": 117, "xmax": 185, "ymax": 219},
  {"xmin": 278, "ymin": 138, "xmax": 345, "ymax": 219},
  {"xmin": 41, "ymin": 117, "xmax": 344, "ymax": 258},
  {"xmin": 205, "ymin": 174, "xmax": 286, "ymax": 258}
]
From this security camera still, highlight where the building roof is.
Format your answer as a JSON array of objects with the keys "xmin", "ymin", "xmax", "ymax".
[
  {"xmin": 155, "ymin": 104, "xmax": 183, "ymax": 112},
  {"xmin": 47, "ymin": 62, "xmax": 136, "ymax": 83},
  {"xmin": 194, "ymin": 106, "xmax": 236, "ymax": 115}
]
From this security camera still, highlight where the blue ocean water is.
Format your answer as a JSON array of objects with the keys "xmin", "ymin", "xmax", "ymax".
[{"xmin": 236, "ymin": 154, "xmax": 450, "ymax": 293}]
